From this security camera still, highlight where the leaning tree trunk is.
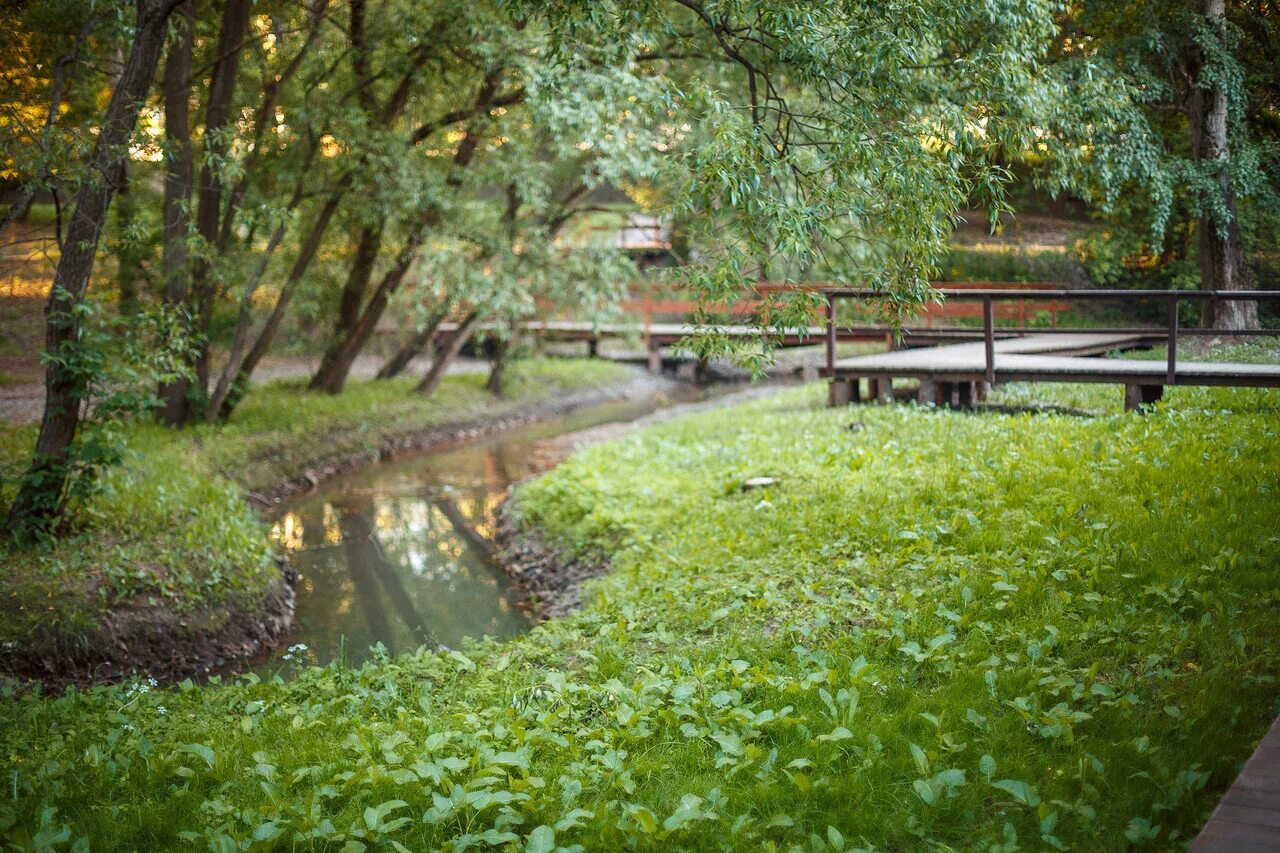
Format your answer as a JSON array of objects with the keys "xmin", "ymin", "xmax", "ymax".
[
  {"xmin": 417, "ymin": 312, "xmax": 479, "ymax": 397},
  {"xmin": 311, "ymin": 227, "xmax": 425, "ymax": 394},
  {"xmin": 1190, "ymin": 0, "xmax": 1258, "ymax": 330},
  {"xmin": 377, "ymin": 311, "xmax": 445, "ymax": 379},
  {"xmin": 6, "ymin": 0, "xmax": 178, "ymax": 535}
]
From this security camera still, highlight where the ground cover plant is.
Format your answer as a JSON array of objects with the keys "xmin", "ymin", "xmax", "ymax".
[
  {"xmin": 0, "ymin": 358, "xmax": 631, "ymax": 674},
  {"xmin": 2, "ymin": 378, "xmax": 1276, "ymax": 849}
]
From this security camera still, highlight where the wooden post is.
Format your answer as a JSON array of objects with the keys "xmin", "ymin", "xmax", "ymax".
[
  {"xmin": 825, "ymin": 293, "xmax": 835, "ymax": 376},
  {"xmin": 982, "ymin": 296, "xmax": 995, "ymax": 386},
  {"xmin": 828, "ymin": 378, "xmax": 853, "ymax": 407},
  {"xmin": 1124, "ymin": 384, "xmax": 1164, "ymax": 412},
  {"xmin": 647, "ymin": 338, "xmax": 662, "ymax": 374}
]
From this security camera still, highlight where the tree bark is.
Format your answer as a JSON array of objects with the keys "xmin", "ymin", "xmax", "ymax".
[
  {"xmin": 307, "ymin": 221, "xmax": 386, "ymax": 390},
  {"xmin": 485, "ymin": 335, "xmax": 511, "ymax": 396},
  {"xmin": 205, "ymin": 138, "xmax": 320, "ymax": 420},
  {"xmin": 216, "ymin": 0, "xmax": 331, "ymax": 254},
  {"xmin": 112, "ymin": 161, "xmax": 142, "ymax": 314},
  {"xmin": 310, "ymin": 224, "xmax": 426, "ymax": 394},
  {"xmin": 157, "ymin": 0, "xmax": 197, "ymax": 425},
  {"xmin": 1190, "ymin": 0, "xmax": 1258, "ymax": 330},
  {"xmin": 189, "ymin": 0, "xmax": 253, "ymax": 398},
  {"xmin": 377, "ymin": 310, "xmax": 445, "ymax": 379},
  {"xmin": 7, "ymin": 0, "xmax": 179, "ymax": 534},
  {"xmin": 417, "ymin": 311, "xmax": 479, "ymax": 397},
  {"xmin": 213, "ymin": 186, "xmax": 349, "ymax": 420}
]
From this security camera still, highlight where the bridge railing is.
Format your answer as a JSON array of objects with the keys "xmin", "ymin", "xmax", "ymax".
[{"xmin": 811, "ymin": 287, "xmax": 1280, "ymax": 386}]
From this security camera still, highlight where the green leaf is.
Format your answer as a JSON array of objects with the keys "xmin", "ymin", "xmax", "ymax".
[
  {"xmin": 992, "ymin": 779, "xmax": 1041, "ymax": 806},
  {"xmin": 909, "ymin": 742, "xmax": 930, "ymax": 775},
  {"xmin": 183, "ymin": 743, "xmax": 215, "ymax": 770},
  {"xmin": 526, "ymin": 824, "xmax": 555, "ymax": 853}
]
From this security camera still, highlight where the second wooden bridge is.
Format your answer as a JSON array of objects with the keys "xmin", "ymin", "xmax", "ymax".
[{"xmin": 820, "ymin": 287, "xmax": 1280, "ymax": 411}]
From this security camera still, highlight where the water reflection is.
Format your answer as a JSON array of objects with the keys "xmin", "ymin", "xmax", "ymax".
[{"xmin": 265, "ymin": 390, "xmax": 728, "ymax": 670}]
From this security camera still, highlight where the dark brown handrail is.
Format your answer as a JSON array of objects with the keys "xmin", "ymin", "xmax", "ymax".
[{"xmin": 821, "ymin": 287, "xmax": 1279, "ymax": 387}]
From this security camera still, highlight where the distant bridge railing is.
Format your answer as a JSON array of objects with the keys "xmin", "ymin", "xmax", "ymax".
[{"xmin": 810, "ymin": 286, "xmax": 1280, "ymax": 386}]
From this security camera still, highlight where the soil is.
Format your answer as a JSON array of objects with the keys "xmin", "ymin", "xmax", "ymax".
[
  {"xmin": 497, "ymin": 512, "xmax": 612, "ymax": 618},
  {"xmin": 5, "ymin": 566, "xmax": 297, "ymax": 691}
]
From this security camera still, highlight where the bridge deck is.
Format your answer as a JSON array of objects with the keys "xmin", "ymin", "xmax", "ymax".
[
  {"xmin": 1193, "ymin": 716, "xmax": 1280, "ymax": 851},
  {"xmin": 832, "ymin": 333, "xmax": 1280, "ymax": 387}
]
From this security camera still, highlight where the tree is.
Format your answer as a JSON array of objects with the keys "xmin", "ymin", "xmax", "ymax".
[
  {"xmin": 1046, "ymin": 0, "xmax": 1279, "ymax": 328},
  {"xmin": 6, "ymin": 0, "xmax": 182, "ymax": 536}
]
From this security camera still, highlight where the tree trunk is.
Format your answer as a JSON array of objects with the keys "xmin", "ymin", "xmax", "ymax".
[
  {"xmin": 308, "ymin": 221, "xmax": 386, "ymax": 390},
  {"xmin": 485, "ymin": 335, "xmax": 511, "ymax": 396},
  {"xmin": 112, "ymin": 161, "xmax": 141, "ymax": 314},
  {"xmin": 6, "ymin": 0, "xmax": 178, "ymax": 535},
  {"xmin": 1190, "ymin": 0, "xmax": 1258, "ymax": 330},
  {"xmin": 158, "ymin": 0, "xmax": 196, "ymax": 419},
  {"xmin": 417, "ymin": 312, "xmax": 479, "ymax": 397},
  {"xmin": 205, "ymin": 141, "xmax": 318, "ymax": 421},
  {"xmin": 189, "ymin": 0, "xmax": 253, "ymax": 398},
  {"xmin": 217, "ymin": 0, "xmax": 330, "ymax": 254},
  {"xmin": 157, "ymin": 0, "xmax": 196, "ymax": 425},
  {"xmin": 377, "ymin": 310, "xmax": 445, "ymax": 379},
  {"xmin": 213, "ymin": 187, "xmax": 348, "ymax": 420},
  {"xmin": 311, "ymin": 225, "xmax": 425, "ymax": 394}
]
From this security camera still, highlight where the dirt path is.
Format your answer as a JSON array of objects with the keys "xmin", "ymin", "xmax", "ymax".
[{"xmin": 0, "ymin": 353, "xmax": 489, "ymax": 425}]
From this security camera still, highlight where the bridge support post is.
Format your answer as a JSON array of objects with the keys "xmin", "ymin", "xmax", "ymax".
[
  {"xmin": 870, "ymin": 378, "xmax": 892, "ymax": 403},
  {"xmin": 1124, "ymin": 384, "xmax": 1163, "ymax": 412},
  {"xmin": 646, "ymin": 339, "xmax": 662, "ymax": 374},
  {"xmin": 828, "ymin": 378, "xmax": 854, "ymax": 407},
  {"xmin": 918, "ymin": 379, "xmax": 937, "ymax": 406}
]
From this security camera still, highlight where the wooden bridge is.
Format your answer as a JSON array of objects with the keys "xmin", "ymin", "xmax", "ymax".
[
  {"xmin": 437, "ymin": 281, "xmax": 1080, "ymax": 372},
  {"xmin": 818, "ymin": 287, "xmax": 1280, "ymax": 411}
]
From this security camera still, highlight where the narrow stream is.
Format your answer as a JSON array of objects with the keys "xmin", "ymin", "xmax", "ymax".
[{"xmin": 263, "ymin": 381, "xmax": 774, "ymax": 671}]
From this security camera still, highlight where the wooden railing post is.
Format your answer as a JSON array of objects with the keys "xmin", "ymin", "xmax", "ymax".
[
  {"xmin": 982, "ymin": 295, "xmax": 995, "ymax": 385},
  {"xmin": 825, "ymin": 293, "xmax": 836, "ymax": 375},
  {"xmin": 1166, "ymin": 293, "xmax": 1178, "ymax": 385}
]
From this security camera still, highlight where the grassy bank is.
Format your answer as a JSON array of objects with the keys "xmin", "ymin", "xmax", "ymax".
[
  {"xmin": 0, "ymin": 359, "xmax": 633, "ymax": 679},
  {"xmin": 1, "ymin": 377, "xmax": 1276, "ymax": 849}
]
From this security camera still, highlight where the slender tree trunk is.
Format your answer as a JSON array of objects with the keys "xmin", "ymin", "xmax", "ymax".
[
  {"xmin": 377, "ymin": 310, "xmax": 445, "ymax": 379},
  {"xmin": 189, "ymin": 0, "xmax": 253, "ymax": 400},
  {"xmin": 157, "ymin": 0, "xmax": 196, "ymax": 425},
  {"xmin": 485, "ymin": 335, "xmax": 511, "ymax": 396},
  {"xmin": 308, "ymin": 221, "xmax": 385, "ymax": 390},
  {"xmin": 7, "ymin": 0, "xmax": 178, "ymax": 534},
  {"xmin": 417, "ymin": 311, "xmax": 479, "ymax": 397},
  {"xmin": 205, "ymin": 140, "xmax": 319, "ymax": 420},
  {"xmin": 112, "ymin": 161, "xmax": 141, "ymax": 314},
  {"xmin": 1190, "ymin": 0, "xmax": 1258, "ymax": 330},
  {"xmin": 311, "ymin": 225, "xmax": 426, "ymax": 394},
  {"xmin": 308, "ymin": 72, "xmax": 502, "ymax": 394},
  {"xmin": 213, "ymin": 187, "xmax": 348, "ymax": 420},
  {"xmin": 216, "ymin": 0, "xmax": 330, "ymax": 254}
]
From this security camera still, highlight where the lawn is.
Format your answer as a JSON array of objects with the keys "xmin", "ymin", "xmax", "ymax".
[
  {"xmin": 1, "ymin": 376, "xmax": 1276, "ymax": 849},
  {"xmin": 0, "ymin": 358, "xmax": 633, "ymax": 677}
]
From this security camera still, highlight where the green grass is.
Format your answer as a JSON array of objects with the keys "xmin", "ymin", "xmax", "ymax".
[
  {"xmin": 0, "ymin": 358, "xmax": 633, "ymax": 667},
  {"xmin": 2, "ymin": 377, "xmax": 1276, "ymax": 849}
]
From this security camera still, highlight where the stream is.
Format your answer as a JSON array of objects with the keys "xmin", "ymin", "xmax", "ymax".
[{"xmin": 262, "ymin": 380, "xmax": 783, "ymax": 672}]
